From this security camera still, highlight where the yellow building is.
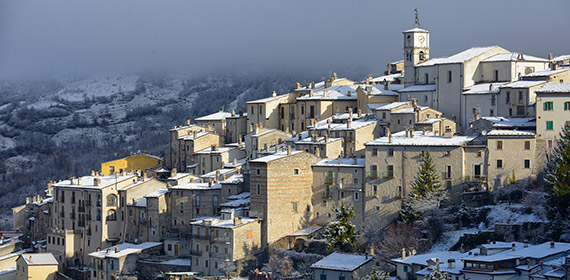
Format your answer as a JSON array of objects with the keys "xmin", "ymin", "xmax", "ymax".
[
  {"xmin": 100, "ymin": 153, "xmax": 162, "ymax": 176},
  {"xmin": 16, "ymin": 253, "xmax": 58, "ymax": 280}
]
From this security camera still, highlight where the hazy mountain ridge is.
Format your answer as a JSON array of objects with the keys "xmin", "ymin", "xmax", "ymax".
[{"xmin": 0, "ymin": 71, "xmax": 333, "ymax": 229}]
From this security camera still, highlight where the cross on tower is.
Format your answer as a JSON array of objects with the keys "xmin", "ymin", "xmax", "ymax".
[{"xmin": 414, "ymin": 8, "xmax": 420, "ymax": 27}]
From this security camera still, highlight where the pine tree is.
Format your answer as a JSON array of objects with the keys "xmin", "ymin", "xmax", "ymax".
[
  {"xmin": 400, "ymin": 150, "xmax": 447, "ymax": 223},
  {"xmin": 544, "ymin": 123, "xmax": 570, "ymax": 222},
  {"xmin": 324, "ymin": 202, "xmax": 358, "ymax": 252}
]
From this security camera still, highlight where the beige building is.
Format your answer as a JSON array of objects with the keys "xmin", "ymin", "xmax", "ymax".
[
  {"xmin": 520, "ymin": 67, "xmax": 570, "ymax": 83},
  {"xmin": 294, "ymin": 135, "xmax": 344, "ymax": 159},
  {"xmin": 249, "ymin": 149, "xmax": 320, "ymax": 246},
  {"xmin": 311, "ymin": 158, "xmax": 367, "ymax": 227},
  {"xmin": 225, "ymin": 111, "xmax": 248, "ymax": 144},
  {"xmin": 194, "ymin": 111, "xmax": 232, "ymax": 138},
  {"xmin": 193, "ymin": 146, "xmax": 246, "ymax": 175},
  {"xmin": 357, "ymin": 83, "xmax": 401, "ymax": 113},
  {"xmin": 486, "ymin": 130, "xmax": 537, "ymax": 190},
  {"xmin": 124, "ymin": 188, "xmax": 169, "ymax": 244},
  {"xmin": 496, "ymin": 81, "xmax": 546, "ymax": 118},
  {"xmin": 244, "ymin": 127, "xmax": 291, "ymax": 159},
  {"xmin": 88, "ymin": 242, "xmax": 161, "ymax": 280},
  {"xmin": 365, "ymin": 131, "xmax": 478, "ymax": 225},
  {"xmin": 46, "ymin": 174, "xmax": 165, "ymax": 268},
  {"xmin": 309, "ymin": 115, "xmax": 380, "ymax": 157},
  {"xmin": 189, "ymin": 214, "xmax": 261, "ymax": 276},
  {"xmin": 535, "ymin": 84, "xmax": 570, "ymax": 149},
  {"xmin": 167, "ymin": 123, "xmax": 223, "ymax": 172},
  {"xmin": 15, "ymin": 253, "xmax": 58, "ymax": 280}
]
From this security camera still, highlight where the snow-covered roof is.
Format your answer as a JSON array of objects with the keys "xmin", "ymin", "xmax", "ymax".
[
  {"xmin": 463, "ymin": 242, "xmax": 570, "ymax": 262},
  {"xmin": 486, "ymin": 130, "xmax": 535, "ymax": 137},
  {"xmin": 247, "ymin": 92, "xmax": 293, "ymax": 104},
  {"xmin": 479, "ymin": 117, "xmax": 536, "ymax": 128},
  {"xmin": 311, "ymin": 252, "xmax": 373, "ymax": 271},
  {"xmin": 170, "ymin": 182, "xmax": 222, "ymax": 190},
  {"xmin": 374, "ymin": 101, "xmax": 410, "ymax": 110},
  {"xmin": 296, "ymin": 85, "xmax": 359, "ymax": 101},
  {"xmin": 367, "ymin": 131, "xmax": 475, "ymax": 147},
  {"xmin": 313, "ymin": 157, "xmax": 365, "ymax": 167},
  {"xmin": 33, "ymin": 197, "xmax": 53, "ymax": 206},
  {"xmin": 89, "ymin": 242, "xmax": 162, "ymax": 259},
  {"xmin": 362, "ymin": 84, "xmax": 403, "ymax": 96},
  {"xmin": 227, "ymin": 192, "xmax": 250, "ymax": 200},
  {"xmin": 417, "ymin": 118, "xmax": 446, "ymax": 124},
  {"xmin": 220, "ymin": 174, "xmax": 244, "ymax": 184},
  {"xmin": 195, "ymin": 111, "xmax": 232, "ymax": 122},
  {"xmin": 418, "ymin": 46, "xmax": 502, "ymax": 66},
  {"xmin": 18, "ymin": 253, "xmax": 58, "ymax": 266},
  {"xmin": 295, "ymin": 136, "xmax": 342, "ymax": 145},
  {"xmin": 398, "ymin": 84, "xmax": 436, "ymax": 92},
  {"xmin": 219, "ymin": 198, "xmax": 249, "ymax": 208},
  {"xmin": 200, "ymin": 168, "xmax": 234, "ymax": 179},
  {"xmin": 53, "ymin": 174, "xmax": 137, "ymax": 189},
  {"xmin": 392, "ymin": 106, "xmax": 429, "ymax": 114},
  {"xmin": 160, "ymin": 259, "xmax": 191, "ymax": 266},
  {"xmin": 196, "ymin": 146, "xmax": 234, "ymax": 154},
  {"xmin": 179, "ymin": 131, "xmax": 211, "ymax": 141},
  {"xmin": 500, "ymin": 80, "xmax": 546, "ymax": 88},
  {"xmin": 190, "ymin": 216, "xmax": 258, "ymax": 228},
  {"xmin": 551, "ymin": 55, "xmax": 570, "ymax": 62},
  {"xmin": 403, "ymin": 27, "xmax": 430, "ymax": 33},
  {"xmin": 522, "ymin": 68, "xmax": 570, "ymax": 78},
  {"xmin": 287, "ymin": 225, "xmax": 323, "ymax": 237},
  {"xmin": 368, "ymin": 103, "xmax": 391, "ymax": 110},
  {"xmin": 310, "ymin": 119, "xmax": 377, "ymax": 131},
  {"xmin": 167, "ymin": 172, "xmax": 194, "ymax": 180},
  {"xmin": 536, "ymin": 83, "xmax": 570, "ymax": 93},
  {"xmin": 249, "ymin": 150, "xmax": 303, "ymax": 163},
  {"xmin": 369, "ymin": 73, "xmax": 403, "ymax": 83},
  {"xmin": 482, "ymin": 53, "xmax": 547, "ymax": 63},
  {"xmin": 145, "ymin": 188, "xmax": 169, "ymax": 198},
  {"xmin": 463, "ymin": 83, "xmax": 507, "ymax": 95}
]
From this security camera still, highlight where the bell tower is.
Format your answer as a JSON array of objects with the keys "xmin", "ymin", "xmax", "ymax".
[{"xmin": 403, "ymin": 9, "xmax": 430, "ymax": 86}]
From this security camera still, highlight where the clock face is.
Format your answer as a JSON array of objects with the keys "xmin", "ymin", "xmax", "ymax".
[{"xmin": 418, "ymin": 35, "xmax": 425, "ymax": 45}]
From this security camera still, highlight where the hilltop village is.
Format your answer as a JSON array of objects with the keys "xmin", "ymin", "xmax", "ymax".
[{"xmin": 4, "ymin": 24, "xmax": 570, "ymax": 280}]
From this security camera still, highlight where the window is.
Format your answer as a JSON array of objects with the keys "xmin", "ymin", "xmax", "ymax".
[
  {"xmin": 320, "ymin": 274, "xmax": 327, "ymax": 280},
  {"xmin": 491, "ymin": 95, "xmax": 496, "ymax": 106},
  {"xmin": 180, "ymin": 203, "xmax": 184, "ymax": 213},
  {"xmin": 382, "ymin": 112, "xmax": 386, "ymax": 119},
  {"xmin": 259, "ymin": 105, "xmax": 262, "ymax": 115},
  {"xmin": 546, "ymin": 121, "xmax": 554, "ymax": 130},
  {"xmin": 256, "ymin": 184, "xmax": 261, "ymax": 196},
  {"xmin": 419, "ymin": 51, "xmax": 425, "ymax": 61},
  {"xmin": 565, "ymin": 102, "xmax": 570, "ymax": 111},
  {"xmin": 107, "ymin": 210, "xmax": 117, "ymax": 221},
  {"xmin": 494, "ymin": 70, "xmax": 499, "ymax": 81},
  {"xmin": 509, "ymin": 108, "xmax": 513, "ymax": 117},
  {"xmin": 106, "ymin": 194, "xmax": 117, "ymax": 207},
  {"xmin": 524, "ymin": 159, "xmax": 530, "ymax": 169},
  {"xmin": 388, "ymin": 148, "xmax": 394, "ymax": 157},
  {"xmin": 387, "ymin": 165, "xmax": 394, "ymax": 178},
  {"xmin": 518, "ymin": 91, "xmax": 523, "ymax": 103},
  {"xmin": 506, "ymin": 91, "xmax": 510, "ymax": 104},
  {"xmin": 213, "ymin": 196, "xmax": 218, "ymax": 207},
  {"xmin": 256, "ymin": 168, "xmax": 260, "ymax": 175},
  {"xmin": 373, "ymin": 185, "xmax": 378, "ymax": 196},
  {"xmin": 490, "ymin": 109, "xmax": 494, "ymax": 116},
  {"xmin": 497, "ymin": 159, "xmax": 503, "ymax": 168},
  {"xmin": 354, "ymin": 192, "xmax": 359, "ymax": 201},
  {"xmin": 292, "ymin": 202, "xmax": 298, "ymax": 214},
  {"xmin": 294, "ymin": 169, "xmax": 299, "ymax": 175},
  {"xmin": 372, "ymin": 148, "xmax": 378, "ymax": 156},
  {"xmin": 195, "ymin": 195, "xmax": 200, "ymax": 207},
  {"xmin": 340, "ymin": 192, "xmax": 344, "ymax": 199},
  {"xmin": 544, "ymin": 101, "xmax": 553, "ymax": 111},
  {"xmin": 301, "ymin": 106, "xmax": 304, "ymax": 115},
  {"xmin": 248, "ymin": 230, "xmax": 253, "ymax": 238},
  {"xmin": 446, "ymin": 166, "xmax": 452, "ymax": 179},
  {"xmin": 251, "ymin": 106, "xmax": 254, "ymax": 114},
  {"xmin": 517, "ymin": 106, "xmax": 525, "ymax": 115},
  {"xmin": 496, "ymin": 141, "xmax": 503, "ymax": 150},
  {"xmin": 309, "ymin": 105, "xmax": 315, "ymax": 118},
  {"xmin": 524, "ymin": 141, "xmax": 531, "ymax": 150},
  {"xmin": 447, "ymin": 71, "xmax": 452, "ymax": 83},
  {"xmin": 548, "ymin": 140, "xmax": 553, "ymax": 148},
  {"xmin": 424, "ymin": 95, "xmax": 428, "ymax": 103}
]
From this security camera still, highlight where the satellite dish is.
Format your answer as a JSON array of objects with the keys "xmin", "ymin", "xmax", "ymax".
[{"xmin": 412, "ymin": 249, "xmax": 417, "ymax": 255}]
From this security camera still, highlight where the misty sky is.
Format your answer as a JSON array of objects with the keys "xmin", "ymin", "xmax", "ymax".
[{"xmin": 1, "ymin": 0, "xmax": 569, "ymax": 79}]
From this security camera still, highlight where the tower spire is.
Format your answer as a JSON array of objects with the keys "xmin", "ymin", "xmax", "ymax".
[{"xmin": 414, "ymin": 8, "xmax": 420, "ymax": 28}]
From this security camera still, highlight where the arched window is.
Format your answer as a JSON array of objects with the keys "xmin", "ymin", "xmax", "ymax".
[
  {"xmin": 106, "ymin": 194, "xmax": 117, "ymax": 207},
  {"xmin": 107, "ymin": 210, "xmax": 117, "ymax": 221},
  {"xmin": 419, "ymin": 51, "xmax": 425, "ymax": 61}
]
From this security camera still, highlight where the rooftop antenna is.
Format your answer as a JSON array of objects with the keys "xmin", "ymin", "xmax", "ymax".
[{"xmin": 414, "ymin": 8, "xmax": 421, "ymax": 28}]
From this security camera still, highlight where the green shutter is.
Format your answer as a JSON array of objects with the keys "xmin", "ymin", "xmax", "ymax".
[{"xmin": 547, "ymin": 121, "xmax": 553, "ymax": 130}]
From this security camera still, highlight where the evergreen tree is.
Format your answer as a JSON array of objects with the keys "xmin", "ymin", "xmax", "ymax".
[
  {"xmin": 544, "ymin": 123, "xmax": 570, "ymax": 223},
  {"xmin": 324, "ymin": 202, "xmax": 358, "ymax": 252},
  {"xmin": 427, "ymin": 263, "xmax": 448, "ymax": 280},
  {"xmin": 400, "ymin": 150, "xmax": 447, "ymax": 223}
]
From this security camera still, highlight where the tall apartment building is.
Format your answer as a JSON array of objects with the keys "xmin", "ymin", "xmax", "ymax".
[
  {"xmin": 535, "ymin": 83, "xmax": 570, "ymax": 161},
  {"xmin": 167, "ymin": 124, "xmax": 223, "ymax": 172},
  {"xmin": 46, "ymin": 174, "xmax": 164, "ymax": 268},
  {"xmin": 249, "ymin": 149, "xmax": 320, "ymax": 245}
]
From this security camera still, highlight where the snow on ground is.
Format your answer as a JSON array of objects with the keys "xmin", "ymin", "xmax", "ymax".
[
  {"xmin": 429, "ymin": 228, "xmax": 478, "ymax": 253},
  {"xmin": 484, "ymin": 203, "xmax": 544, "ymax": 230},
  {"xmin": 55, "ymin": 74, "xmax": 139, "ymax": 102},
  {"xmin": 0, "ymin": 135, "xmax": 16, "ymax": 152}
]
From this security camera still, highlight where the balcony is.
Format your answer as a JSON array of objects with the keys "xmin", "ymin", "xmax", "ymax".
[
  {"xmin": 464, "ymin": 175, "xmax": 487, "ymax": 183},
  {"xmin": 192, "ymin": 234, "xmax": 210, "ymax": 241},
  {"xmin": 78, "ymin": 206, "xmax": 85, "ymax": 213},
  {"xmin": 367, "ymin": 171, "xmax": 378, "ymax": 179},
  {"xmin": 190, "ymin": 250, "xmax": 202, "ymax": 256},
  {"xmin": 384, "ymin": 172, "xmax": 394, "ymax": 179},
  {"xmin": 211, "ymin": 236, "xmax": 230, "ymax": 243},
  {"xmin": 321, "ymin": 191, "xmax": 332, "ymax": 200},
  {"xmin": 210, "ymin": 252, "xmax": 229, "ymax": 259}
]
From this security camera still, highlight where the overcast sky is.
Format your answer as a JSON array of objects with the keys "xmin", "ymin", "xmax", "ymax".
[{"xmin": 1, "ymin": 0, "xmax": 569, "ymax": 79}]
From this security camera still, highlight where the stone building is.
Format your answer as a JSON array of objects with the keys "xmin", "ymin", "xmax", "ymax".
[
  {"xmin": 46, "ymin": 173, "xmax": 164, "ymax": 268},
  {"xmin": 225, "ymin": 111, "xmax": 248, "ymax": 144},
  {"xmin": 167, "ymin": 123, "xmax": 223, "ymax": 172},
  {"xmin": 189, "ymin": 213, "xmax": 261, "ymax": 276},
  {"xmin": 194, "ymin": 111, "xmax": 232, "ymax": 139},
  {"xmin": 294, "ymin": 135, "xmax": 344, "ymax": 159},
  {"xmin": 249, "ymin": 149, "xmax": 320, "ymax": 246},
  {"xmin": 88, "ymin": 242, "xmax": 161, "ymax": 280},
  {"xmin": 193, "ymin": 145, "xmax": 246, "ymax": 175},
  {"xmin": 244, "ymin": 126, "xmax": 292, "ymax": 159},
  {"xmin": 124, "ymin": 188, "xmax": 169, "ymax": 244}
]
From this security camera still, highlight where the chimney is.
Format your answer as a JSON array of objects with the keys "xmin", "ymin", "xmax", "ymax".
[
  {"xmin": 358, "ymin": 109, "xmax": 362, "ymax": 118},
  {"xmin": 115, "ymin": 246, "xmax": 120, "ymax": 253},
  {"xmin": 106, "ymin": 249, "xmax": 111, "ymax": 254},
  {"xmin": 460, "ymin": 244, "xmax": 465, "ymax": 253},
  {"xmin": 325, "ymin": 135, "xmax": 329, "ymax": 142},
  {"xmin": 171, "ymin": 168, "xmax": 178, "ymax": 178},
  {"xmin": 347, "ymin": 90, "xmax": 351, "ymax": 97},
  {"xmin": 389, "ymin": 133, "xmax": 393, "ymax": 143},
  {"xmin": 91, "ymin": 170, "xmax": 95, "ymax": 176},
  {"xmin": 187, "ymin": 119, "xmax": 191, "ymax": 126},
  {"xmin": 287, "ymin": 146, "xmax": 292, "ymax": 155},
  {"xmin": 524, "ymin": 240, "xmax": 528, "ymax": 248},
  {"xmin": 93, "ymin": 178, "xmax": 100, "ymax": 186},
  {"xmin": 512, "ymin": 243, "xmax": 516, "ymax": 251},
  {"xmin": 551, "ymin": 63, "xmax": 559, "ymax": 71},
  {"xmin": 97, "ymin": 247, "xmax": 101, "ymax": 252},
  {"xmin": 231, "ymin": 110, "xmax": 236, "ymax": 116},
  {"xmin": 518, "ymin": 52, "xmax": 524, "ymax": 60},
  {"xmin": 70, "ymin": 177, "xmax": 75, "ymax": 185},
  {"xmin": 311, "ymin": 82, "xmax": 315, "ymax": 89},
  {"xmin": 77, "ymin": 177, "xmax": 82, "ymax": 185},
  {"xmin": 255, "ymin": 124, "xmax": 259, "ymax": 135},
  {"xmin": 309, "ymin": 90, "xmax": 314, "ymax": 97},
  {"xmin": 315, "ymin": 147, "xmax": 320, "ymax": 156},
  {"xmin": 347, "ymin": 119, "xmax": 351, "ymax": 129},
  {"xmin": 193, "ymin": 130, "xmax": 197, "ymax": 138},
  {"xmin": 233, "ymin": 217, "xmax": 241, "ymax": 226},
  {"xmin": 548, "ymin": 53, "xmax": 553, "ymax": 60},
  {"xmin": 324, "ymin": 89, "xmax": 328, "ymax": 97},
  {"xmin": 402, "ymin": 248, "xmax": 406, "ymax": 260},
  {"xmin": 233, "ymin": 158, "xmax": 237, "ymax": 165},
  {"xmin": 296, "ymin": 82, "xmax": 301, "ymax": 89},
  {"xmin": 444, "ymin": 127, "xmax": 453, "ymax": 139},
  {"xmin": 208, "ymin": 180, "xmax": 213, "ymax": 187},
  {"xmin": 272, "ymin": 91, "xmax": 277, "ymax": 97},
  {"xmin": 384, "ymin": 80, "xmax": 389, "ymax": 90},
  {"xmin": 249, "ymin": 124, "xmax": 254, "ymax": 133},
  {"xmin": 29, "ymin": 255, "xmax": 32, "ymax": 262},
  {"xmin": 550, "ymin": 241, "xmax": 555, "ymax": 248}
]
